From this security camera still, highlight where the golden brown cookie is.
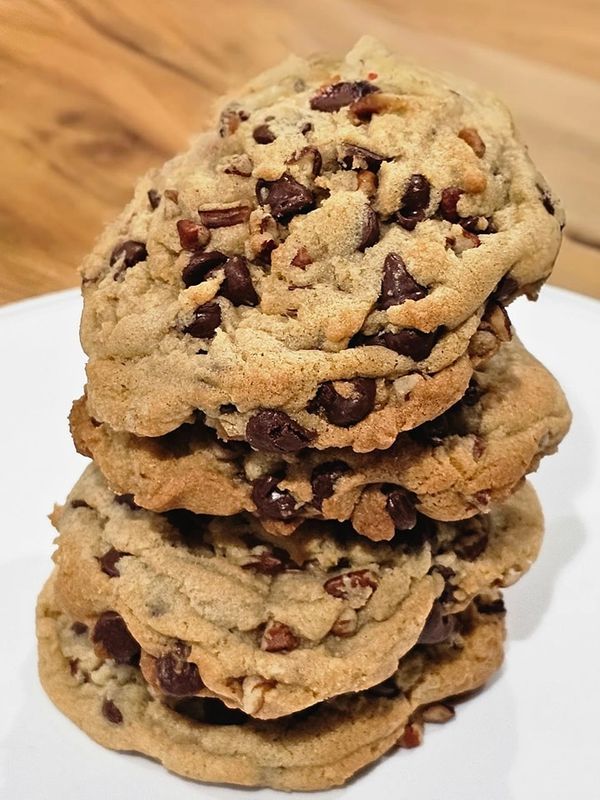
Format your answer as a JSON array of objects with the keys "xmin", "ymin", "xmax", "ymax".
[
  {"xmin": 50, "ymin": 464, "xmax": 540, "ymax": 719},
  {"xmin": 37, "ymin": 573, "xmax": 505, "ymax": 791},
  {"xmin": 80, "ymin": 37, "xmax": 562, "ymax": 448},
  {"xmin": 71, "ymin": 338, "xmax": 570, "ymax": 539}
]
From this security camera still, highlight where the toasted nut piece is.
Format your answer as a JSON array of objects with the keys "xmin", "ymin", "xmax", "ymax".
[{"xmin": 421, "ymin": 703, "xmax": 456, "ymax": 724}]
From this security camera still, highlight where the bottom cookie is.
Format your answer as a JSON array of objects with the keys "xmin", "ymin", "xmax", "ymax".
[{"xmin": 37, "ymin": 574, "xmax": 505, "ymax": 791}]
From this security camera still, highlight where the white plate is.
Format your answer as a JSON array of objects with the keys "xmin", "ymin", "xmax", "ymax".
[{"xmin": 0, "ymin": 286, "xmax": 598, "ymax": 799}]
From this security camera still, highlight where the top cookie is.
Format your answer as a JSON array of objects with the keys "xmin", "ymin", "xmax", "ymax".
[{"xmin": 80, "ymin": 36, "xmax": 562, "ymax": 448}]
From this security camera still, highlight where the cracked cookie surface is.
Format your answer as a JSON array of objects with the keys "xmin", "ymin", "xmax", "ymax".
[
  {"xmin": 80, "ymin": 36, "xmax": 562, "ymax": 448},
  {"xmin": 71, "ymin": 338, "xmax": 569, "ymax": 540},
  {"xmin": 37, "ymin": 574, "xmax": 505, "ymax": 791},
  {"xmin": 50, "ymin": 464, "xmax": 540, "ymax": 718}
]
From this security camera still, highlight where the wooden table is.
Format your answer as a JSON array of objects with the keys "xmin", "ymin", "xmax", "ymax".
[{"xmin": 1, "ymin": 0, "xmax": 599, "ymax": 305}]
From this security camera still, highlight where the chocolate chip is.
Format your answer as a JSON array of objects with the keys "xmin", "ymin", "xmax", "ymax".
[
  {"xmin": 460, "ymin": 215, "xmax": 492, "ymax": 235},
  {"xmin": 70, "ymin": 499, "xmax": 91, "ymax": 509},
  {"xmin": 355, "ymin": 329, "xmax": 438, "ymax": 360},
  {"xmin": 400, "ymin": 174, "xmax": 431, "ymax": 215},
  {"xmin": 258, "ymin": 174, "xmax": 314, "ymax": 222},
  {"xmin": 243, "ymin": 548, "xmax": 288, "ymax": 576},
  {"xmin": 184, "ymin": 302, "xmax": 221, "ymax": 339},
  {"xmin": 475, "ymin": 596, "xmax": 506, "ymax": 615},
  {"xmin": 246, "ymin": 410, "xmax": 315, "ymax": 453},
  {"xmin": 493, "ymin": 274, "xmax": 519, "ymax": 304},
  {"xmin": 102, "ymin": 698, "xmax": 123, "ymax": 724},
  {"xmin": 369, "ymin": 678, "xmax": 402, "ymax": 698},
  {"xmin": 155, "ymin": 652, "xmax": 203, "ymax": 696},
  {"xmin": 182, "ymin": 250, "xmax": 228, "ymax": 287},
  {"xmin": 198, "ymin": 207, "xmax": 251, "ymax": 228},
  {"xmin": 453, "ymin": 520, "xmax": 489, "ymax": 561},
  {"xmin": 92, "ymin": 611, "xmax": 140, "ymax": 664},
  {"xmin": 260, "ymin": 621, "xmax": 299, "ymax": 652},
  {"xmin": 219, "ymin": 256, "xmax": 259, "ymax": 307},
  {"xmin": 431, "ymin": 564, "xmax": 457, "ymax": 605},
  {"xmin": 358, "ymin": 205, "xmax": 380, "ymax": 251},
  {"xmin": 395, "ymin": 515, "xmax": 437, "ymax": 551},
  {"xmin": 309, "ymin": 80, "xmax": 379, "ymax": 112},
  {"xmin": 537, "ymin": 185, "xmax": 555, "ymax": 215},
  {"xmin": 98, "ymin": 548, "xmax": 129, "ymax": 578},
  {"xmin": 115, "ymin": 493, "xmax": 139, "ymax": 510},
  {"xmin": 439, "ymin": 187, "xmax": 463, "ymax": 222},
  {"xmin": 175, "ymin": 697, "xmax": 248, "ymax": 725},
  {"xmin": 417, "ymin": 603, "xmax": 457, "ymax": 645},
  {"xmin": 458, "ymin": 127, "xmax": 486, "ymax": 157},
  {"xmin": 463, "ymin": 378, "xmax": 483, "ymax": 406},
  {"xmin": 324, "ymin": 569, "xmax": 378, "ymax": 599},
  {"xmin": 377, "ymin": 253, "xmax": 427, "ymax": 309},
  {"xmin": 310, "ymin": 460, "xmax": 351, "ymax": 509},
  {"xmin": 253, "ymin": 124, "xmax": 276, "ymax": 144},
  {"xmin": 251, "ymin": 475, "xmax": 298, "ymax": 520},
  {"xmin": 386, "ymin": 487, "xmax": 417, "ymax": 530},
  {"xmin": 109, "ymin": 240, "xmax": 147, "ymax": 272},
  {"xmin": 341, "ymin": 144, "xmax": 387, "ymax": 172},
  {"xmin": 71, "ymin": 621, "xmax": 88, "ymax": 636},
  {"xmin": 177, "ymin": 219, "xmax": 210, "ymax": 251},
  {"xmin": 69, "ymin": 658, "xmax": 80, "ymax": 676},
  {"xmin": 395, "ymin": 210, "xmax": 425, "ymax": 231},
  {"xmin": 310, "ymin": 378, "xmax": 376, "ymax": 427},
  {"xmin": 301, "ymin": 122, "xmax": 313, "ymax": 134},
  {"xmin": 147, "ymin": 189, "xmax": 160, "ymax": 209}
]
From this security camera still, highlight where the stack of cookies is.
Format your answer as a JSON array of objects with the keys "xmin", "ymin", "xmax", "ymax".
[{"xmin": 37, "ymin": 38, "xmax": 571, "ymax": 790}]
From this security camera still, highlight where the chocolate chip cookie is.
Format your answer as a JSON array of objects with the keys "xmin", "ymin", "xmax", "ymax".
[
  {"xmin": 37, "ymin": 573, "xmax": 505, "ymax": 790},
  {"xmin": 50, "ymin": 464, "xmax": 540, "ymax": 718},
  {"xmin": 71, "ymin": 337, "xmax": 570, "ymax": 540},
  {"xmin": 80, "ymin": 37, "xmax": 561, "ymax": 449}
]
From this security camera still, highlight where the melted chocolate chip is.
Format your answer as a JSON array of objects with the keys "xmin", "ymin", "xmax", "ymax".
[
  {"xmin": 400, "ymin": 174, "xmax": 431, "ymax": 216},
  {"xmin": 492, "ymin": 274, "xmax": 519, "ymax": 304},
  {"xmin": 385, "ymin": 487, "xmax": 417, "ymax": 530},
  {"xmin": 109, "ymin": 240, "xmax": 147, "ymax": 272},
  {"xmin": 70, "ymin": 499, "xmax": 90, "ymax": 509},
  {"xmin": 258, "ymin": 174, "xmax": 314, "ymax": 222},
  {"xmin": 156, "ymin": 652, "xmax": 203, "ymax": 696},
  {"xmin": 246, "ymin": 410, "xmax": 316, "ymax": 453},
  {"xmin": 358, "ymin": 205, "xmax": 380, "ymax": 251},
  {"xmin": 98, "ymin": 547, "xmax": 129, "ymax": 578},
  {"xmin": 253, "ymin": 124, "xmax": 276, "ymax": 144},
  {"xmin": 439, "ymin": 187, "xmax": 463, "ymax": 223},
  {"xmin": 417, "ymin": 603, "xmax": 457, "ymax": 645},
  {"xmin": 175, "ymin": 697, "xmax": 248, "ymax": 725},
  {"xmin": 71, "ymin": 621, "xmax": 88, "ymax": 636},
  {"xmin": 184, "ymin": 302, "xmax": 221, "ymax": 339},
  {"xmin": 377, "ymin": 253, "xmax": 427, "ymax": 309},
  {"xmin": 198, "ymin": 207, "xmax": 251, "ymax": 228},
  {"xmin": 92, "ymin": 611, "xmax": 140, "ymax": 664},
  {"xmin": 453, "ymin": 521, "xmax": 489, "ymax": 561},
  {"xmin": 310, "ymin": 81, "xmax": 379, "ymax": 112},
  {"xmin": 310, "ymin": 460, "xmax": 351, "ymax": 509},
  {"xmin": 220, "ymin": 256, "xmax": 259, "ymax": 307},
  {"xmin": 102, "ymin": 698, "xmax": 123, "ymax": 724},
  {"xmin": 341, "ymin": 144, "xmax": 387, "ymax": 172},
  {"xmin": 355, "ymin": 329, "xmax": 438, "ymax": 360},
  {"xmin": 251, "ymin": 475, "xmax": 298, "ymax": 520},
  {"xmin": 369, "ymin": 678, "xmax": 403, "ymax": 698},
  {"xmin": 115, "ymin": 493, "xmax": 139, "ymax": 510},
  {"xmin": 182, "ymin": 250, "xmax": 228, "ymax": 288},
  {"xmin": 147, "ymin": 189, "xmax": 160, "ymax": 210},
  {"xmin": 177, "ymin": 219, "xmax": 210, "ymax": 251},
  {"xmin": 475, "ymin": 596, "xmax": 506, "ymax": 615},
  {"xmin": 311, "ymin": 378, "xmax": 376, "ymax": 427}
]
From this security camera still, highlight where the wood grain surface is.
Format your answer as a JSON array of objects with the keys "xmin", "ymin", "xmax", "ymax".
[{"xmin": 1, "ymin": 0, "xmax": 599, "ymax": 305}]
